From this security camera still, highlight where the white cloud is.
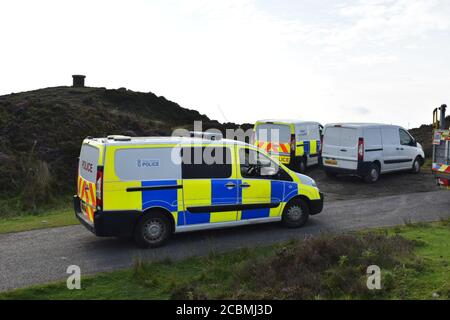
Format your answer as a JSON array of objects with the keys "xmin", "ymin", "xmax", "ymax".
[
  {"xmin": 294, "ymin": 0, "xmax": 450, "ymax": 51},
  {"xmin": 0, "ymin": 0, "xmax": 449, "ymax": 128}
]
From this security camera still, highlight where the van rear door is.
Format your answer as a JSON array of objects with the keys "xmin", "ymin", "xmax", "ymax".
[
  {"xmin": 78, "ymin": 143, "xmax": 101, "ymax": 223},
  {"xmin": 322, "ymin": 126, "xmax": 358, "ymax": 170},
  {"xmin": 255, "ymin": 123, "xmax": 291, "ymax": 162}
]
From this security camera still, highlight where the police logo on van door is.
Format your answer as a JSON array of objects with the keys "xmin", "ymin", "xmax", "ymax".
[{"xmin": 137, "ymin": 159, "xmax": 160, "ymax": 168}]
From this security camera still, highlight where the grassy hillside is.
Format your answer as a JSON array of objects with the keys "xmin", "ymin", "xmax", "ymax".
[{"xmin": 0, "ymin": 86, "xmax": 250, "ymax": 215}]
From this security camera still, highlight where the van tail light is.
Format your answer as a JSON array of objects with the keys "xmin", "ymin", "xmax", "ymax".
[
  {"xmin": 358, "ymin": 138, "xmax": 364, "ymax": 162},
  {"xmin": 320, "ymin": 135, "xmax": 323, "ymax": 155},
  {"xmin": 290, "ymin": 134, "xmax": 296, "ymax": 152},
  {"xmin": 96, "ymin": 166, "xmax": 104, "ymax": 211}
]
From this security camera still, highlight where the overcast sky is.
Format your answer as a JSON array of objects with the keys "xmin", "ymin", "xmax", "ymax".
[{"xmin": 1, "ymin": 0, "xmax": 449, "ymax": 128}]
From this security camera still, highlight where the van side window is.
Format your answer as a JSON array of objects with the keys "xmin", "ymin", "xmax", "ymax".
[
  {"xmin": 115, "ymin": 147, "xmax": 182, "ymax": 181},
  {"xmin": 399, "ymin": 129, "xmax": 414, "ymax": 146},
  {"xmin": 181, "ymin": 147, "xmax": 232, "ymax": 179},
  {"xmin": 239, "ymin": 148, "xmax": 292, "ymax": 181},
  {"xmin": 381, "ymin": 128, "xmax": 400, "ymax": 145}
]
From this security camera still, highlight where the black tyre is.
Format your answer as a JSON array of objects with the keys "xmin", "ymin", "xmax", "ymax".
[
  {"xmin": 363, "ymin": 163, "xmax": 380, "ymax": 183},
  {"xmin": 411, "ymin": 157, "xmax": 421, "ymax": 174},
  {"xmin": 281, "ymin": 198, "xmax": 310, "ymax": 228},
  {"xmin": 134, "ymin": 212, "xmax": 172, "ymax": 248}
]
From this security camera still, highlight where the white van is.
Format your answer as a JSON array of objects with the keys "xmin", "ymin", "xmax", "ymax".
[{"xmin": 321, "ymin": 123, "xmax": 425, "ymax": 182}]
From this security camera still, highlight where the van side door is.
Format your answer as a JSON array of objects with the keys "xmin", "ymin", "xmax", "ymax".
[
  {"xmin": 363, "ymin": 128, "xmax": 383, "ymax": 169},
  {"xmin": 381, "ymin": 127, "xmax": 402, "ymax": 171},
  {"xmin": 306, "ymin": 124, "xmax": 321, "ymax": 165},
  {"xmin": 237, "ymin": 147, "xmax": 288, "ymax": 220},
  {"xmin": 398, "ymin": 129, "xmax": 417, "ymax": 170},
  {"xmin": 181, "ymin": 146, "xmax": 239, "ymax": 225}
]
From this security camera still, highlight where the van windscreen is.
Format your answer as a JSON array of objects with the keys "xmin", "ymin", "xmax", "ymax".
[
  {"xmin": 256, "ymin": 124, "xmax": 291, "ymax": 143},
  {"xmin": 79, "ymin": 144, "xmax": 99, "ymax": 183}
]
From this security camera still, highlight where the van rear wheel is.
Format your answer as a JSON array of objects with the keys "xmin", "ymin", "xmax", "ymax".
[
  {"xmin": 134, "ymin": 212, "xmax": 172, "ymax": 248},
  {"xmin": 293, "ymin": 157, "xmax": 307, "ymax": 173},
  {"xmin": 363, "ymin": 163, "xmax": 380, "ymax": 183},
  {"xmin": 281, "ymin": 198, "xmax": 309, "ymax": 228}
]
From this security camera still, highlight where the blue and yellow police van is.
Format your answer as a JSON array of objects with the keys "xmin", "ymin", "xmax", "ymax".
[
  {"xmin": 254, "ymin": 120, "xmax": 323, "ymax": 173},
  {"xmin": 74, "ymin": 134, "xmax": 324, "ymax": 247}
]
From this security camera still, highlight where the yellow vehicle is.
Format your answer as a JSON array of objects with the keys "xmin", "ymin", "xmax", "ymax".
[
  {"xmin": 74, "ymin": 134, "xmax": 324, "ymax": 247},
  {"xmin": 253, "ymin": 120, "xmax": 323, "ymax": 173},
  {"xmin": 432, "ymin": 104, "xmax": 450, "ymax": 189}
]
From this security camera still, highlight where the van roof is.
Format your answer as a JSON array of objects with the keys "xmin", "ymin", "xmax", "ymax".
[
  {"xmin": 85, "ymin": 136, "xmax": 250, "ymax": 147},
  {"xmin": 256, "ymin": 119, "xmax": 321, "ymax": 126},
  {"xmin": 324, "ymin": 123, "xmax": 401, "ymax": 129}
]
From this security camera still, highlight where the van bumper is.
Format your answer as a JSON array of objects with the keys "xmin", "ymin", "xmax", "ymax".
[
  {"xmin": 323, "ymin": 162, "xmax": 372, "ymax": 177},
  {"xmin": 309, "ymin": 192, "xmax": 324, "ymax": 215},
  {"xmin": 73, "ymin": 195, "xmax": 95, "ymax": 234},
  {"xmin": 73, "ymin": 195, "xmax": 139, "ymax": 237}
]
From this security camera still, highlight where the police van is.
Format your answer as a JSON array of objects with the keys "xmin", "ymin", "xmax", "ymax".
[
  {"xmin": 253, "ymin": 120, "xmax": 323, "ymax": 173},
  {"xmin": 74, "ymin": 134, "xmax": 324, "ymax": 247}
]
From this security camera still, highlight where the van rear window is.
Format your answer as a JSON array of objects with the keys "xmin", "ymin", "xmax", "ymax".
[
  {"xmin": 256, "ymin": 124, "xmax": 291, "ymax": 143},
  {"xmin": 79, "ymin": 144, "xmax": 100, "ymax": 183},
  {"xmin": 325, "ymin": 127, "xmax": 357, "ymax": 147}
]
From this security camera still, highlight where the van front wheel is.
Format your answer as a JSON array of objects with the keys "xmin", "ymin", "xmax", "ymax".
[
  {"xmin": 134, "ymin": 212, "xmax": 172, "ymax": 248},
  {"xmin": 411, "ymin": 157, "xmax": 421, "ymax": 174},
  {"xmin": 281, "ymin": 198, "xmax": 310, "ymax": 228}
]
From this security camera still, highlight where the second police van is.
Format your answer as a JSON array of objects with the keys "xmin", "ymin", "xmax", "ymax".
[
  {"xmin": 74, "ymin": 134, "xmax": 324, "ymax": 247},
  {"xmin": 253, "ymin": 120, "xmax": 323, "ymax": 173}
]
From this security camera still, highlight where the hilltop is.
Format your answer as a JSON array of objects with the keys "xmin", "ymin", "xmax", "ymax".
[{"xmin": 0, "ymin": 86, "xmax": 250, "ymax": 212}]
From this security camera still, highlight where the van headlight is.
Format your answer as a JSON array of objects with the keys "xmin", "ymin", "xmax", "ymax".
[{"xmin": 296, "ymin": 173, "xmax": 318, "ymax": 189}]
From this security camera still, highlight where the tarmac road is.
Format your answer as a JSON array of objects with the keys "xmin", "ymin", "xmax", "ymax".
[{"xmin": 0, "ymin": 190, "xmax": 449, "ymax": 292}]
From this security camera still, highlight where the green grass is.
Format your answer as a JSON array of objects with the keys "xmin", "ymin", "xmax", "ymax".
[
  {"xmin": 0, "ymin": 195, "xmax": 77, "ymax": 234},
  {"xmin": 0, "ymin": 207, "xmax": 77, "ymax": 234},
  {"xmin": 1, "ymin": 220, "xmax": 449, "ymax": 300},
  {"xmin": 382, "ymin": 220, "xmax": 450, "ymax": 299}
]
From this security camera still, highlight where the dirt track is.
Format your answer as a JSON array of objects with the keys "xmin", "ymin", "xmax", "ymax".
[{"xmin": 308, "ymin": 167, "xmax": 439, "ymax": 201}]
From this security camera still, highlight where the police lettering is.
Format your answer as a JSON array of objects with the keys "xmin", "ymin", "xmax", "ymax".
[{"xmin": 82, "ymin": 160, "xmax": 93, "ymax": 173}]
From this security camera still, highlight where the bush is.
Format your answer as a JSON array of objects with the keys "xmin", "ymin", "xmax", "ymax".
[
  {"xmin": 229, "ymin": 233, "xmax": 416, "ymax": 299},
  {"xmin": 0, "ymin": 141, "xmax": 54, "ymax": 215}
]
